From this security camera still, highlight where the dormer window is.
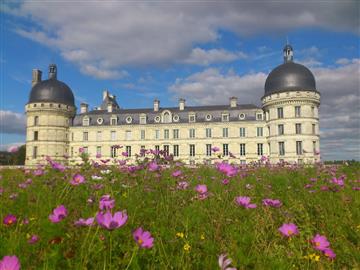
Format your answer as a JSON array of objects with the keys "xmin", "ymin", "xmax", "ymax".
[
  {"xmin": 256, "ymin": 113, "xmax": 263, "ymax": 120},
  {"xmin": 126, "ymin": 116, "xmax": 133, "ymax": 124},
  {"xmin": 139, "ymin": 114, "xmax": 147, "ymax": 124},
  {"xmin": 189, "ymin": 114, "xmax": 196, "ymax": 123},
  {"xmin": 154, "ymin": 116, "xmax": 161, "ymax": 123},
  {"xmin": 97, "ymin": 118, "xmax": 104, "ymax": 125},
  {"xmin": 110, "ymin": 117, "xmax": 117, "ymax": 125},
  {"xmin": 205, "ymin": 114, "xmax": 212, "ymax": 121},
  {"xmin": 162, "ymin": 111, "xmax": 172, "ymax": 123},
  {"xmin": 82, "ymin": 117, "xmax": 90, "ymax": 126},
  {"xmin": 222, "ymin": 113, "xmax": 229, "ymax": 122},
  {"xmin": 173, "ymin": 115, "xmax": 180, "ymax": 122},
  {"xmin": 239, "ymin": 113, "xmax": 246, "ymax": 120}
]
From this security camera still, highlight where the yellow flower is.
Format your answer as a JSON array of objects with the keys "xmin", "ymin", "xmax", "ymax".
[
  {"xmin": 183, "ymin": 243, "xmax": 191, "ymax": 252},
  {"xmin": 200, "ymin": 233, "xmax": 205, "ymax": 240},
  {"xmin": 122, "ymin": 192, "xmax": 127, "ymax": 198},
  {"xmin": 176, "ymin": 232, "xmax": 184, "ymax": 239}
]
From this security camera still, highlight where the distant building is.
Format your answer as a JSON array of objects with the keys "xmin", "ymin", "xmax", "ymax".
[{"xmin": 25, "ymin": 44, "xmax": 320, "ymax": 166}]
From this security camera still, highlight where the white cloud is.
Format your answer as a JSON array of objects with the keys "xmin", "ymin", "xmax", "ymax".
[
  {"xmin": 80, "ymin": 65, "xmax": 128, "ymax": 80},
  {"xmin": 182, "ymin": 48, "xmax": 246, "ymax": 66},
  {"xmin": 336, "ymin": 58, "xmax": 351, "ymax": 65},
  {"xmin": 0, "ymin": 110, "xmax": 26, "ymax": 134}
]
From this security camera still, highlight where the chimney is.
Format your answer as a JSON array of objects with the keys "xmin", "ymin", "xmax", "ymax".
[
  {"xmin": 103, "ymin": 90, "xmax": 109, "ymax": 101},
  {"xmin": 32, "ymin": 69, "xmax": 42, "ymax": 86},
  {"xmin": 230, "ymin": 97, "xmax": 238, "ymax": 108},
  {"xmin": 48, "ymin": 64, "xmax": 57, "ymax": 79},
  {"xmin": 179, "ymin": 98, "xmax": 185, "ymax": 111},
  {"xmin": 80, "ymin": 103, "xmax": 88, "ymax": 113},
  {"xmin": 107, "ymin": 103, "xmax": 113, "ymax": 113},
  {"xmin": 153, "ymin": 99, "xmax": 159, "ymax": 112}
]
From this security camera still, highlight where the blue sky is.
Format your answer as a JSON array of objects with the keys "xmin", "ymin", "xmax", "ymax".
[{"xmin": 0, "ymin": 1, "xmax": 359, "ymax": 160}]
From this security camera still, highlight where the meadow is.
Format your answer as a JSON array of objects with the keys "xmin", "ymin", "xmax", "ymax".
[{"xmin": 0, "ymin": 151, "xmax": 359, "ymax": 269}]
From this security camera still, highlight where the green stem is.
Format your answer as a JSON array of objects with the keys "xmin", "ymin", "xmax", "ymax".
[{"xmin": 125, "ymin": 246, "xmax": 139, "ymax": 270}]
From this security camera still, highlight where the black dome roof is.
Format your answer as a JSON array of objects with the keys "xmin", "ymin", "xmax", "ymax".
[
  {"xmin": 264, "ymin": 45, "xmax": 317, "ymax": 96},
  {"xmin": 28, "ymin": 64, "xmax": 75, "ymax": 106}
]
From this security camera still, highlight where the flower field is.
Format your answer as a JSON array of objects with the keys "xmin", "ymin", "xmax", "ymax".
[{"xmin": 1, "ymin": 154, "xmax": 359, "ymax": 269}]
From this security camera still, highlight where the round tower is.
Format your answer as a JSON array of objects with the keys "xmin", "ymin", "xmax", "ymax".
[
  {"xmin": 25, "ymin": 64, "xmax": 76, "ymax": 166},
  {"xmin": 262, "ymin": 45, "xmax": 320, "ymax": 164}
]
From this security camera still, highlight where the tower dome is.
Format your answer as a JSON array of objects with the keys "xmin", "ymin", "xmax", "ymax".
[
  {"xmin": 28, "ymin": 64, "xmax": 75, "ymax": 106},
  {"xmin": 264, "ymin": 45, "xmax": 316, "ymax": 96}
]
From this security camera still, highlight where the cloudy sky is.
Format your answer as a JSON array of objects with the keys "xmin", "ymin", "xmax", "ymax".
[{"xmin": 0, "ymin": 1, "xmax": 359, "ymax": 160}]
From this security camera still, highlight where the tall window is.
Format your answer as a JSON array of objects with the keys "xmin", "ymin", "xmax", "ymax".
[
  {"xmin": 173, "ymin": 145, "xmax": 179, "ymax": 157},
  {"xmin": 190, "ymin": 144, "xmax": 195, "ymax": 157},
  {"xmin": 82, "ymin": 117, "xmax": 89, "ymax": 126},
  {"xmin": 163, "ymin": 145, "xmax": 169, "ymax": 155},
  {"xmin": 278, "ymin": 124, "xmax": 284, "ymax": 135},
  {"xmin": 206, "ymin": 128, "xmax": 212, "ymax": 138},
  {"xmin": 34, "ymin": 131, "xmax": 38, "ymax": 141},
  {"xmin": 139, "ymin": 116, "xmax": 146, "ymax": 125},
  {"xmin": 34, "ymin": 116, "xmax": 39, "ymax": 126},
  {"xmin": 141, "ymin": 130, "xmax": 145, "ymax": 140},
  {"xmin": 126, "ymin": 130, "xmax": 132, "ymax": 140},
  {"xmin": 257, "ymin": 143, "xmax": 263, "ymax": 156},
  {"xmin": 223, "ymin": 144, "xmax": 229, "ymax": 156},
  {"xmin": 257, "ymin": 127, "xmax": 263, "ymax": 137},
  {"xmin": 311, "ymin": 106, "xmax": 315, "ymax": 117},
  {"xmin": 126, "ymin": 146, "xmax": 132, "ymax": 157},
  {"xmin": 296, "ymin": 141, "xmax": 303, "ymax": 155},
  {"xmin": 277, "ymin": 107, "xmax": 284, "ymax": 119},
  {"xmin": 312, "ymin": 124, "xmax": 316, "ymax": 135},
  {"xmin": 223, "ymin": 128, "xmax": 228, "ymax": 138},
  {"xmin": 256, "ymin": 113, "xmax": 263, "ymax": 120},
  {"xmin": 206, "ymin": 144, "xmax": 212, "ymax": 156},
  {"xmin": 33, "ymin": 146, "xmax": 38, "ymax": 159},
  {"xmin": 173, "ymin": 129, "xmax": 179, "ymax": 139},
  {"xmin": 111, "ymin": 131, "xmax": 116, "ymax": 141},
  {"xmin": 279, "ymin": 142, "xmax": 285, "ymax": 156},
  {"xmin": 189, "ymin": 129, "xmax": 195, "ymax": 138},
  {"xmin": 83, "ymin": 132, "xmax": 88, "ymax": 141},
  {"xmin": 295, "ymin": 123, "xmax": 302, "ymax": 134},
  {"xmin": 163, "ymin": 112, "xmax": 171, "ymax": 123},
  {"xmin": 189, "ymin": 114, "xmax": 196, "ymax": 123},
  {"xmin": 222, "ymin": 114, "xmax": 229, "ymax": 122},
  {"xmin": 155, "ymin": 145, "xmax": 160, "ymax": 152},
  {"xmin": 164, "ymin": 129, "xmax": 169, "ymax": 139},
  {"xmin": 111, "ymin": 146, "xmax": 117, "ymax": 158},
  {"xmin": 96, "ymin": 146, "xmax": 101, "ymax": 156},
  {"xmin": 240, "ymin": 144, "xmax": 246, "ymax": 156},
  {"xmin": 155, "ymin": 130, "xmax": 160, "ymax": 140},
  {"xmin": 313, "ymin": 141, "xmax": 316, "ymax": 154},
  {"xmin": 295, "ymin": 106, "xmax": 301, "ymax": 117},
  {"xmin": 111, "ymin": 118, "xmax": 117, "ymax": 125},
  {"xmin": 97, "ymin": 131, "xmax": 102, "ymax": 141},
  {"xmin": 239, "ymin": 127, "xmax": 246, "ymax": 137}
]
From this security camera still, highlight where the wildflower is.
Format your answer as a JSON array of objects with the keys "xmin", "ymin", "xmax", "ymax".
[
  {"xmin": 304, "ymin": 253, "xmax": 320, "ymax": 262},
  {"xmin": 217, "ymin": 163, "xmax": 238, "ymax": 177},
  {"xmin": 9, "ymin": 193, "xmax": 18, "ymax": 200},
  {"xmin": 222, "ymin": 179, "xmax": 229, "ymax": 185},
  {"xmin": 49, "ymin": 205, "xmax": 68, "ymax": 223},
  {"xmin": 148, "ymin": 161, "xmax": 159, "ymax": 171},
  {"xmin": 200, "ymin": 233, "xmax": 205, "ymax": 240},
  {"xmin": 99, "ymin": 194, "xmax": 115, "ymax": 210},
  {"xmin": 323, "ymin": 248, "xmax": 336, "ymax": 259},
  {"xmin": 311, "ymin": 234, "xmax": 330, "ymax": 251},
  {"xmin": 177, "ymin": 181, "xmax": 189, "ymax": 190},
  {"xmin": 172, "ymin": 170, "xmax": 182, "ymax": 177},
  {"xmin": 176, "ymin": 232, "xmax": 184, "ymax": 238},
  {"xmin": 278, "ymin": 223, "xmax": 299, "ymax": 237},
  {"xmin": 28, "ymin": 234, "xmax": 40, "ymax": 244},
  {"xmin": 70, "ymin": 174, "xmax": 85, "ymax": 185},
  {"xmin": 96, "ymin": 211, "xmax": 127, "ymax": 230},
  {"xmin": 183, "ymin": 243, "xmax": 191, "ymax": 252},
  {"xmin": 91, "ymin": 175, "xmax": 103, "ymax": 180},
  {"xmin": 218, "ymin": 253, "xmax": 237, "ymax": 270},
  {"xmin": 74, "ymin": 217, "xmax": 95, "ymax": 227},
  {"xmin": 332, "ymin": 177, "xmax": 344, "ymax": 187},
  {"xmin": 262, "ymin": 199, "xmax": 282, "ymax": 208},
  {"xmin": 195, "ymin": 184, "xmax": 207, "ymax": 194},
  {"xmin": 96, "ymin": 153, "xmax": 102, "ymax": 158},
  {"xmin": 7, "ymin": 146, "xmax": 19, "ymax": 153},
  {"xmin": 235, "ymin": 196, "xmax": 257, "ymax": 209},
  {"xmin": 3, "ymin": 215, "xmax": 17, "ymax": 226},
  {"xmin": 211, "ymin": 146, "xmax": 220, "ymax": 152},
  {"xmin": 133, "ymin": 227, "xmax": 154, "ymax": 249},
  {"xmin": 121, "ymin": 152, "xmax": 129, "ymax": 157},
  {"xmin": 245, "ymin": 184, "xmax": 253, "ymax": 189},
  {"xmin": 0, "ymin": 255, "xmax": 20, "ymax": 270}
]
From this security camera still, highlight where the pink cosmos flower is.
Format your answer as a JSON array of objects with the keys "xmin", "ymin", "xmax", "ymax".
[
  {"xmin": 121, "ymin": 152, "xmax": 129, "ymax": 157},
  {"xmin": 33, "ymin": 169, "xmax": 44, "ymax": 176},
  {"xmin": 96, "ymin": 153, "xmax": 102, "ymax": 158},
  {"xmin": 172, "ymin": 170, "xmax": 182, "ymax": 177},
  {"xmin": 148, "ymin": 161, "xmax": 159, "ymax": 171},
  {"xmin": 311, "ymin": 234, "xmax": 330, "ymax": 251},
  {"xmin": 177, "ymin": 181, "xmax": 189, "ymax": 190},
  {"xmin": 262, "ymin": 199, "xmax": 282, "ymax": 208},
  {"xmin": 79, "ymin": 147, "xmax": 85, "ymax": 153},
  {"xmin": 211, "ymin": 146, "xmax": 220, "ymax": 152},
  {"xmin": 96, "ymin": 211, "xmax": 128, "ymax": 230},
  {"xmin": 218, "ymin": 254, "xmax": 237, "ymax": 270},
  {"xmin": 133, "ymin": 227, "xmax": 154, "ymax": 249},
  {"xmin": 195, "ymin": 184, "xmax": 208, "ymax": 194},
  {"xmin": 323, "ymin": 248, "xmax": 336, "ymax": 259},
  {"xmin": 28, "ymin": 234, "xmax": 40, "ymax": 244},
  {"xmin": 99, "ymin": 195, "xmax": 115, "ymax": 210},
  {"xmin": 222, "ymin": 179, "xmax": 229, "ymax": 185},
  {"xmin": 74, "ymin": 217, "xmax": 95, "ymax": 227},
  {"xmin": 216, "ymin": 163, "xmax": 238, "ymax": 177},
  {"xmin": 3, "ymin": 214, "xmax": 17, "ymax": 226},
  {"xmin": 332, "ymin": 177, "xmax": 344, "ymax": 187},
  {"xmin": 235, "ymin": 196, "xmax": 257, "ymax": 209},
  {"xmin": 278, "ymin": 223, "xmax": 299, "ymax": 237},
  {"xmin": 0, "ymin": 255, "xmax": 20, "ymax": 270},
  {"xmin": 7, "ymin": 146, "xmax": 19, "ymax": 153},
  {"xmin": 70, "ymin": 174, "xmax": 85, "ymax": 185},
  {"xmin": 49, "ymin": 205, "xmax": 68, "ymax": 223}
]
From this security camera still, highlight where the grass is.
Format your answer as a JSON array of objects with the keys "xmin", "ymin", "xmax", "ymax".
[{"xmin": 0, "ymin": 157, "xmax": 359, "ymax": 269}]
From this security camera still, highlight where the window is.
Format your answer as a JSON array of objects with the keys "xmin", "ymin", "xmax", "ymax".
[
  {"xmin": 173, "ymin": 129, "xmax": 179, "ymax": 139},
  {"xmin": 312, "ymin": 124, "xmax": 316, "ymax": 135},
  {"xmin": 125, "ymin": 130, "xmax": 132, "ymax": 140},
  {"xmin": 111, "ymin": 131, "xmax": 116, "ymax": 141},
  {"xmin": 126, "ymin": 146, "xmax": 132, "ymax": 157},
  {"xmin": 140, "ymin": 116, "xmax": 147, "ymax": 124},
  {"xmin": 277, "ymin": 107, "xmax": 284, "ymax": 119},
  {"xmin": 240, "ymin": 144, "xmax": 246, "ymax": 156},
  {"xmin": 155, "ymin": 145, "xmax": 160, "ymax": 152},
  {"xmin": 278, "ymin": 124, "xmax": 284, "ymax": 135},
  {"xmin": 173, "ymin": 145, "xmax": 179, "ymax": 157},
  {"xmin": 96, "ymin": 146, "xmax": 101, "ymax": 156},
  {"xmin": 205, "ymin": 114, "xmax": 212, "ymax": 121},
  {"xmin": 33, "ymin": 146, "xmax": 37, "ymax": 159},
  {"xmin": 154, "ymin": 116, "xmax": 161, "ymax": 123},
  {"xmin": 97, "ymin": 118, "xmax": 103, "ymax": 125},
  {"xmin": 222, "ymin": 114, "xmax": 229, "ymax": 122},
  {"xmin": 155, "ymin": 130, "xmax": 160, "ymax": 140},
  {"xmin": 279, "ymin": 142, "xmax": 285, "ymax": 156},
  {"xmin": 111, "ymin": 118, "xmax": 117, "ymax": 125},
  {"xmin": 97, "ymin": 131, "xmax": 102, "ymax": 141},
  {"xmin": 239, "ymin": 127, "xmax": 246, "ymax": 137},
  {"xmin": 206, "ymin": 128, "xmax": 212, "ymax": 138},
  {"xmin": 313, "ymin": 141, "xmax": 316, "ymax": 154},
  {"xmin": 34, "ymin": 116, "xmax": 39, "ymax": 126},
  {"xmin": 173, "ymin": 115, "xmax": 180, "ymax": 122},
  {"xmin": 257, "ymin": 127, "xmax": 263, "ymax": 137},
  {"xmin": 223, "ymin": 128, "xmax": 228, "ymax": 138},
  {"xmin": 189, "ymin": 128, "xmax": 195, "ymax": 138},
  {"xmin": 295, "ymin": 106, "xmax": 301, "ymax": 117},
  {"xmin": 82, "ymin": 117, "xmax": 89, "ymax": 126},
  {"xmin": 311, "ymin": 106, "xmax": 315, "ymax": 117},
  {"xmin": 111, "ymin": 146, "xmax": 117, "ymax": 158},
  {"xmin": 206, "ymin": 144, "xmax": 212, "ymax": 156},
  {"xmin": 189, "ymin": 114, "xmax": 196, "ymax": 123},
  {"xmin": 296, "ymin": 141, "xmax": 303, "ymax": 155},
  {"xmin": 126, "ymin": 116, "xmax": 132, "ymax": 124},
  {"xmin": 223, "ymin": 144, "xmax": 229, "ymax": 156},
  {"xmin": 190, "ymin": 144, "xmax": 195, "ymax": 157},
  {"xmin": 163, "ymin": 112, "xmax": 171, "ymax": 123},
  {"xmin": 71, "ymin": 147, "xmax": 73, "ymax": 157},
  {"xmin": 83, "ymin": 132, "xmax": 88, "ymax": 141},
  {"xmin": 34, "ymin": 131, "xmax": 38, "ymax": 141},
  {"xmin": 257, "ymin": 143, "xmax": 263, "ymax": 156},
  {"xmin": 71, "ymin": 132, "xmax": 74, "ymax": 141},
  {"xmin": 164, "ymin": 129, "xmax": 169, "ymax": 139},
  {"xmin": 256, "ymin": 113, "xmax": 263, "ymax": 120},
  {"xmin": 141, "ymin": 130, "xmax": 145, "ymax": 140},
  {"xmin": 295, "ymin": 123, "xmax": 302, "ymax": 134},
  {"xmin": 163, "ymin": 145, "xmax": 169, "ymax": 155},
  {"xmin": 239, "ymin": 113, "xmax": 246, "ymax": 120}
]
